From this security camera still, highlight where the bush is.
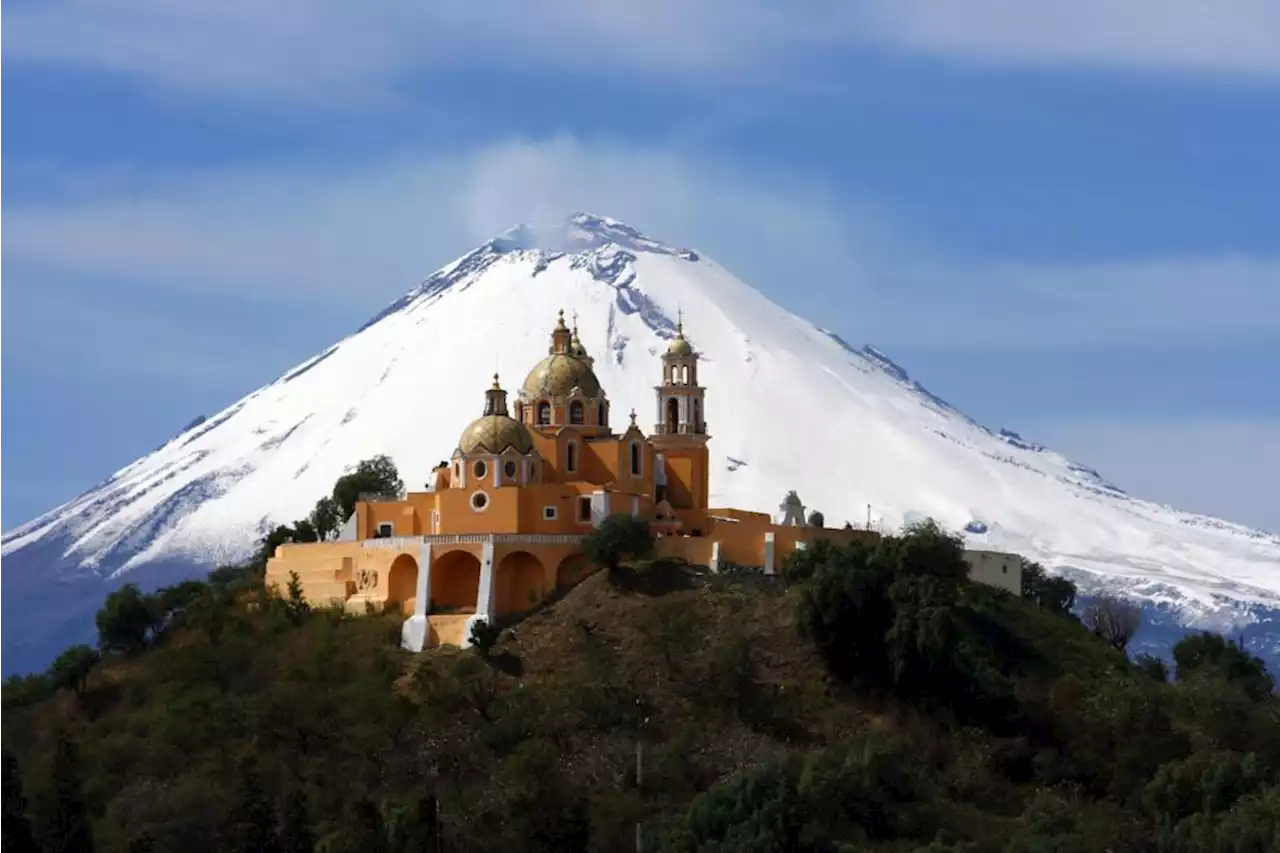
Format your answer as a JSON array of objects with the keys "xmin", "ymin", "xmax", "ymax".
[
  {"xmin": 583, "ymin": 513, "xmax": 653, "ymax": 575},
  {"xmin": 96, "ymin": 584, "xmax": 162, "ymax": 655},
  {"xmin": 469, "ymin": 619, "xmax": 501, "ymax": 658},
  {"xmin": 1021, "ymin": 561, "xmax": 1078, "ymax": 617},
  {"xmin": 1173, "ymin": 632, "xmax": 1274, "ymax": 701},
  {"xmin": 49, "ymin": 645, "xmax": 100, "ymax": 696}
]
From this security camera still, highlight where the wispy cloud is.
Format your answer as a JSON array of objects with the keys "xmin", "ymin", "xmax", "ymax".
[
  {"xmin": 4, "ymin": 0, "xmax": 1278, "ymax": 102},
  {"xmin": 5, "ymin": 135, "xmax": 1278, "ymax": 353},
  {"xmin": 859, "ymin": 1, "xmax": 1280, "ymax": 80}
]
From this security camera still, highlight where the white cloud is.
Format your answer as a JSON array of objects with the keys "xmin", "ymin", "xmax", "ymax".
[
  {"xmin": 5, "ymin": 135, "xmax": 1278, "ymax": 352},
  {"xmin": 859, "ymin": 0, "xmax": 1280, "ymax": 80},
  {"xmin": 1035, "ymin": 420, "xmax": 1280, "ymax": 534},
  {"xmin": 3, "ymin": 0, "xmax": 1277, "ymax": 101}
]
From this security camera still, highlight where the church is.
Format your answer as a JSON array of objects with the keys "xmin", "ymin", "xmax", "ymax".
[{"xmin": 265, "ymin": 311, "xmax": 1021, "ymax": 650}]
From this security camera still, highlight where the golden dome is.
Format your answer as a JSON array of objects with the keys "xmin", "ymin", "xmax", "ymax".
[
  {"xmin": 521, "ymin": 352, "xmax": 602, "ymax": 398},
  {"xmin": 458, "ymin": 414, "xmax": 534, "ymax": 455},
  {"xmin": 666, "ymin": 334, "xmax": 694, "ymax": 357},
  {"xmin": 666, "ymin": 316, "xmax": 694, "ymax": 356}
]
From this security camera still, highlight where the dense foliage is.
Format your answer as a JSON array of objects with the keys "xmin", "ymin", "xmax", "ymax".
[{"xmin": 4, "ymin": 513, "xmax": 1278, "ymax": 852}]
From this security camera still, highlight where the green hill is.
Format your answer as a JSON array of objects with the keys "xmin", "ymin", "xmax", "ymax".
[{"xmin": 4, "ymin": 523, "xmax": 1278, "ymax": 853}]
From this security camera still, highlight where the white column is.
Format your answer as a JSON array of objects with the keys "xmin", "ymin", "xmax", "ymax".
[
  {"xmin": 401, "ymin": 541, "xmax": 434, "ymax": 652},
  {"xmin": 710, "ymin": 541, "xmax": 722, "ymax": 573},
  {"xmin": 415, "ymin": 542, "xmax": 432, "ymax": 616},
  {"xmin": 763, "ymin": 532, "xmax": 776, "ymax": 575},
  {"xmin": 476, "ymin": 539, "xmax": 496, "ymax": 619}
]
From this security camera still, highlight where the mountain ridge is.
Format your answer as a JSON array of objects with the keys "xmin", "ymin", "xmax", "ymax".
[{"xmin": 4, "ymin": 212, "xmax": 1279, "ymax": 675}]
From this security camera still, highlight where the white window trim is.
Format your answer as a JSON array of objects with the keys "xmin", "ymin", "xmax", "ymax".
[
  {"xmin": 470, "ymin": 490, "xmax": 491, "ymax": 513},
  {"xmin": 376, "ymin": 522, "xmax": 394, "ymax": 538},
  {"xmin": 543, "ymin": 505, "xmax": 557, "ymax": 520}
]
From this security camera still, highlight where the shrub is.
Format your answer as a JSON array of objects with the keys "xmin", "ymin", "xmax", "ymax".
[
  {"xmin": 583, "ymin": 513, "xmax": 653, "ymax": 576},
  {"xmin": 1081, "ymin": 597, "xmax": 1142, "ymax": 652},
  {"xmin": 1173, "ymin": 632, "xmax": 1274, "ymax": 701}
]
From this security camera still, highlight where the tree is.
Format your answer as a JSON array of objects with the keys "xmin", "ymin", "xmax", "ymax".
[
  {"xmin": 96, "ymin": 584, "xmax": 161, "ymax": 655},
  {"xmin": 1081, "ymin": 596, "xmax": 1142, "ymax": 652},
  {"xmin": 3, "ymin": 750, "xmax": 38, "ymax": 853},
  {"xmin": 468, "ymin": 618, "xmax": 501, "ymax": 658},
  {"xmin": 331, "ymin": 455, "xmax": 405, "ymax": 523},
  {"xmin": 284, "ymin": 571, "xmax": 310, "ymax": 626},
  {"xmin": 49, "ymin": 645, "xmax": 99, "ymax": 696},
  {"xmin": 309, "ymin": 496, "xmax": 342, "ymax": 541},
  {"xmin": 43, "ymin": 732, "xmax": 93, "ymax": 853},
  {"xmin": 226, "ymin": 756, "xmax": 275, "ymax": 853},
  {"xmin": 1022, "ymin": 561, "xmax": 1078, "ymax": 617},
  {"xmin": 1173, "ymin": 632, "xmax": 1274, "ymax": 700},
  {"xmin": 807, "ymin": 510, "xmax": 825, "ymax": 528},
  {"xmin": 277, "ymin": 790, "xmax": 314, "ymax": 853},
  {"xmin": 583, "ymin": 513, "xmax": 653, "ymax": 575},
  {"xmin": 1133, "ymin": 653, "xmax": 1170, "ymax": 683}
]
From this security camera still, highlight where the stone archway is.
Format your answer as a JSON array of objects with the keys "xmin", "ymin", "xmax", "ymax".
[
  {"xmin": 387, "ymin": 553, "xmax": 419, "ymax": 614},
  {"xmin": 495, "ymin": 550, "xmax": 545, "ymax": 616},
  {"xmin": 665, "ymin": 396, "xmax": 679, "ymax": 432},
  {"xmin": 431, "ymin": 550, "xmax": 481, "ymax": 613},
  {"xmin": 556, "ymin": 554, "xmax": 594, "ymax": 589}
]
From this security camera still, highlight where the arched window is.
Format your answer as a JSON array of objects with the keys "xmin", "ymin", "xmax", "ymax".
[
  {"xmin": 630, "ymin": 442, "xmax": 642, "ymax": 476},
  {"xmin": 665, "ymin": 397, "xmax": 679, "ymax": 433},
  {"xmin": 504, "ymin": 459, "xmax": 518, "ymax": 479},
  {"xmin": 536, "ymin": 401, "xmax": 551, "ymax": 425},
  {"xmin": 566, "ymin": 442, "xmax": 578, "ymax": 473},
  {"xmin": 681, "ymin": 364, "xmax": 689, "ymax": 385},
  {"xmin": 692, "ymin": 398, "xmax": 701, "ymax": 430},
  {"xmin": 597, "ymin": 402, "xmax": 606, "ymax": 426},
  {"xmin": 514, "ymin": 401, "xmax": 524, "ymax": 422},
  {"xmin": 474, "ymin": 460, "xmax": 488, "ymax": 479},
  {"xmin": 569, "ymin": 400, "xmax": 584, "ymax": 425}
]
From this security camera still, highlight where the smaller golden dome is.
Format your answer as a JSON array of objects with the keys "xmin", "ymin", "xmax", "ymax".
[
  {"xmin": 458, "ymin": 415, "xmax": 534, "ymax": 455},
  {"xmin": 666, "ymin": 334, "xmax": 694, "ymax": 357}
]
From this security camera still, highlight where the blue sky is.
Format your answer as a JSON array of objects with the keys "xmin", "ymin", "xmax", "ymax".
[{"xmin": 3, "ymin": 0, "xmax": 1279, "ymax": 532}]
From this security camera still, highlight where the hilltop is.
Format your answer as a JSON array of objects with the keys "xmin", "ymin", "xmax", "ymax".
[{"xmin": 4, "ymin": 523, "xmax": 1278, "ymax": 852}]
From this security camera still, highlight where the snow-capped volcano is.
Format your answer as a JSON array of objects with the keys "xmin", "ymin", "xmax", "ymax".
[{"xmin": 4, "ymin": 212, "xmax": 1279, "ymax": 674}]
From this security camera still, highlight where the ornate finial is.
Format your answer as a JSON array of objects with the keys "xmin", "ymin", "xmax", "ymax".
[
  {"xmin": 676, "ymin": 306, "xmax": 683, "ymax": 335},
  {"xmin": 629, "ymin": 408, "xmax": 637, "ymax": 426},
  {"xmin": 556, "ymin": 308, "xmax": 567, "ymax": 329},
  {"xmin": 492, "ymin": 372, "xmax": 501, "ymax": 389},
  {"xmin": 571, "ymin": 309, "xmax": 579, "ymax": 332}
]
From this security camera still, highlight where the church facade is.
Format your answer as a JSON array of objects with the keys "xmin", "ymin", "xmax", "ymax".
[{"xmin": 265, "ymin": 312, "xmax": 1018, "ymax": 650}]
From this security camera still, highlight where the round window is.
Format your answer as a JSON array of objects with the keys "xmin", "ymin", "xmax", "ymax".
[
  {"xmin": 471, "ymin": 491, "xmax": 489, "ymax": 511},
  {"xmin": 504, "ymin": 459, "xmax": 518, "ymax": 478},
  {"xmin": 474, "ymin": 460, "xmax": 487, "ymax": 478}
]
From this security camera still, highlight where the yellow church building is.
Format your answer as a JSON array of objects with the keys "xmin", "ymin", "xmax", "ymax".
[{"xmin": 265, "ymin": 311, "xmax": 1020, "ymax": 650}]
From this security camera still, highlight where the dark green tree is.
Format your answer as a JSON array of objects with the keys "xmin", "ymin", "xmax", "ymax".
[
  {"xmin": 309, "ymin": 496, "xmax": 342, "ymax": 541},
  {"xmin": 277, "ymin": 790, "xmax": 314, "ymax": 853},
  {"xmin": 43, "ymin": 732, "xmax": 93, "ymax": 853},
  {"xmin": 468, "ymin": 618, "xmax": 501, "ymax": 658},
  {"xmin": 1134, "ymin": 653, "xmax": 1170, "ymax": 683},
  {"xmin": 806, "ymin": 510, "xmax": 825, "ymax": 528},
  {"xmin": 795, "ymin": 539, "xmax": 894, "ymax": 683},
  {"xmin": 583, "ymin": 513, "xmax": 654, "ymax": 575},
  {"xmin": 49, "ymin": 645, "xmax": 100, "ymax": 696},
  {"xmin": 1021, "ymin": 561, "xmax": 1078, "ymax": 617},
  {"xmin": 96, "ymin": 583, "xmax": 161, "ymax": 655},
  {"xmin": 284, "ymin": 571, "xmax": 311, "ymax": 626},
  {"xmin": 3, "ymin": 750, "xmax": 38, "ymax": 853},
  {"xmin": 227, "ymin": 756, "xmax": 276, "ymax": 853},
  {"xmin": 332, "ymin": 455, "xmax": 405, "ymax": 523},
  {"xmin": 1173, "ymin": 632, "xmax": 1274, "ymax": 701}
]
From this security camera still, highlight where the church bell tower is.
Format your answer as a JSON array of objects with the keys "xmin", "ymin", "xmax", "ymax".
[{"xmin": 651, "ymin": 314, "xmax": 710, "ymax": 511}]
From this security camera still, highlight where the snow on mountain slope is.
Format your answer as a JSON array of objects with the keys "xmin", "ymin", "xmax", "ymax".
[{"xmin": 4, "ymin": 213, "xmax": 1279, "ymax": 673}]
